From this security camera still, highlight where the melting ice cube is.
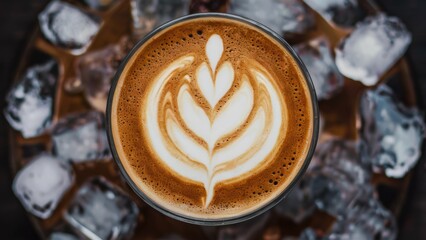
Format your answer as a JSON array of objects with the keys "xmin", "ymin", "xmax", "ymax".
[
  {"xmin": 64, "ymin": 177, "xmax": 139, "ymax": 240},
  {"xmin": 76, "ymin": 37, "xmax": 132, "ymax": 112},
  {"xmin": 359, "ymin": 85, "xmax": 425, "ymax": 178},
  {"xmin": 304, "ymin": 0, "xmax": 366, "ymax": 27},
  {"xmin": 52, "ymin": 111, "xmax": 110, "ymax": 163},
  {"xmin": 328, "ymin": 198, "xmax": 397, "ymax": 240},
  {"xmin": 230, "ymin": 0, "xmax": 315, "ymax": 36},
  {"xmin": 294, "ymin": 37, "xmax": 344, "ymax": 100},
  {"xmin": 13, "ymin": 153, "xmax": 74, "ymax": 219},
  {"xmin": 335, "ymin": 14, "xmax": 412, "ymax": 86},
  {"xmin": 301, "ymin": 140, "xmax": 371, "ymax": 218},
  {"xmin": 39, "ymin": 1, "xmax": 101, "ymax": 51},
  {"xmin": 131, "ymin": 0, "xmax": 189, "ymax": 38},
  {"xmin": 4, "ymin": 60, "xmax": 57, "ymax": 138}
]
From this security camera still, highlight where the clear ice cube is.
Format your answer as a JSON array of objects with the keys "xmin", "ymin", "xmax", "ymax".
[
  {"xmin": 302, "ymin": 167, "xmax": 369, "ymax": 219},
  {"xmin": 52, "ymin": 111, "xmax": 110, "ymax": 163},
  {"xmin": 304, "ymin": 0, "xmax": 365, "ymax": 27},
  {"xmin": 359, "ymin": 85, "xmax": 425, "ymax": 178},
  {"xmin": 131, "ymin": 0, "xmax": 189, "ymax": 38},
  {"xmin": 328, "ymin": 198, "xmax": 397, "ymax": 240},
  {"xmin": 64, "ymin": 177, "xmax": 139, "ymax": 240},
  {"xmin": 335, "ymin": 14, "xmax": 412, "ymax": 86},
  {"xmin": 302, "ymin": 140, "xmax": 371, "ymax": 218},
  {"xmin": 312, "ymin": 140, "xmax": 371, "ymax": 183},
  {"xmin": 294, "ymin": 37, "xmax": 344, "ymax": 100},
  {"xmin": 4, "ymin": 61, "xmax": 57, "ymax": 138},
  {"xmin": 293, "ymin": 138, "xmax": 396, "ymax": 239},
  {"xmin": 39, "ymin": 1, "xmax": 101, "ymax": 51},
  {"xmin": 295, "ymin": 197, "xmax": 396, "ymax": 240},
  {"xmin": 230, "ymin": 0, "xmax": 315, "ymax": 36},
  {"xmin": 77, "ymin": 37, "xmax": 132, "ymax": 112},
  {"xmin": 13, "ymin": 153, "xmax": 74, "ymax": 219}
]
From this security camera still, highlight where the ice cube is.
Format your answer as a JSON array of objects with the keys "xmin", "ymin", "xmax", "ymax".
[
  {"xmin": 302, "ymin": 140, "xmax": 371, "ymax": 218},
  {"xmin": 49, "ymin": 232, "xmax": 79, "ymax": 240},
  {"xmin": 52, "ymin": 111, "xmax": 110, "ymax": 163},
  {"xmin": 335, "ymin": 14, "xmax": 412, "ymax": 86},
  {"xmin": 131, "ymin": 0, "xmax": 189, "ymax": 38},
  {"xmin": 328, "ymin": 198, "xmax": 397, "ymax": 240},
  {"xmin": 294, "ymin": 38, "xmax": 344, "ymax": 100},
  {"xmin": 312, "ymin": 140, "xmax": 370, "ymax": 183},
  {"xmin": 13, "ymin": 154, "xmax": 74, "ymax": 219},
  {"xmin": 39, "ymin": 1, "xmax": 101, "ymax": 51},
  {"xmin": 295, "ymin": 191, "xmax": 396, "ymax": 240},
  {"xmin": 77, "ymin": 37, "xmax": 132, "ymax": 112},
  {"xmin": 304, "ymin": 0, "xmax": 366, "ymax": 27},
  {"xmin": 229, "ymin": 0, "xmax": 315, "ymax": 36},
  {"xmin": 302, "ymin": 167, "xmax": 370, "ymax": 218},
  {"xmin": 359, "ymin": 85, "xmax": 425, "ymax": 178},
  {"xmin": 4, "ymin": 61, "xmax": 57, "ymax": 138},
  {"xmin": 64, "ymin": 177, "xmax": 139, "ymax": 240},
  {"xmin": 273, "ymin": 183, "xmax": 316, "ymax": 223},
  {"xmin": 84, "ymin": 0, "xmax": 116, "ymax": 10}
]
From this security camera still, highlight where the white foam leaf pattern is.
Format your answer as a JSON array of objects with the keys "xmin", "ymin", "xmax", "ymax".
[
  {"xmin": 210, "ymin": 80, "xmax": 253, "ymax": 151},
  {"xmin": 197, "ymin": 61, "xmax": 234, "ymax": 108},
  {"xmin": 207, "ymin": 70, "xmax": 284, "ymax": 206},
  {"xmin": 178, "ymin": 83, "xmax": 210, "ymax": 143},
  {"xmin": 213, "ymin": 62, "xmax": 234, "ymax": 106},
  {"xmin": 144, "ymin": 35, "xmax": 284, "ymax": 208},
  {"xmin": 212, "ymin": 108, "xmax": 266, "ymax": 167},
  {"xmin": 145, "ymin": 56, "xmax": 209, "ymax": 186},
  {"xmin": 198, "ymin": 34, "xmax": 233, "ymax": 109},
  {"xmin": 197, "ymin": 63, "xmax": 215, "ymax": 108},
  {"xmin": 206, "ymin": 34, "xmax": 223, "ymax": 72},
  {"xmin": 166, "ymin": 111, "xmax": 209, "ymax": 167}
]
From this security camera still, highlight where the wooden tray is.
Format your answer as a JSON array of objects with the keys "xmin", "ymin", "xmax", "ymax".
[{"xmin": 8, "ymin": 0, "xmax": 417, "ymax": 239}]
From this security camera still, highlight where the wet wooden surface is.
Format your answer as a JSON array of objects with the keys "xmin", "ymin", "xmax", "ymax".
[{"xmin": 0, "ymin": 0, "xmax": 425, "ymax": 239}]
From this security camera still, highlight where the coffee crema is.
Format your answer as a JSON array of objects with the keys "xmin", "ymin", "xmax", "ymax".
[{"xmin": 111, "ymin": 17, "xmax": 314, "ymax": 220}]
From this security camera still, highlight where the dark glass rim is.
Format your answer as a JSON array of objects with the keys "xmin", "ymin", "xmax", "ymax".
[{"xmin": 106, "ymin": 12, "xmax": 319, "ymax": 226}]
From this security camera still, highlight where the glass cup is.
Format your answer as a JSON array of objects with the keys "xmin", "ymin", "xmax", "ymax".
[{"xmin": 107, "ymin": 13, "xmax": 319, "ymax": 226}]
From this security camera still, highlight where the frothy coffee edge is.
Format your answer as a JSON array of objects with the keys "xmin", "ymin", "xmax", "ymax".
[{"xmin": 111, "ymin": 17, "xmax": 314, "ymax": 219}]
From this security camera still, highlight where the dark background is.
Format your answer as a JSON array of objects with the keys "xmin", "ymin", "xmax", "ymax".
[{"xmin": 0, "ymin": 0, "xmax": 425, "ymax": 239}]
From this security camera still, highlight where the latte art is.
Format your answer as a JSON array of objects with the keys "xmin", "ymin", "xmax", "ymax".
[
  {"xmin": 111, "ymin": 17, "xmax": 314, "ymax": 220},
  {"xmin": 145, "ymin": 34, "xmax": 285, "ymax": 207}
]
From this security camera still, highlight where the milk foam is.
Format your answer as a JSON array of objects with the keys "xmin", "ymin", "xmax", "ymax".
[{"xmin": 144, "ymin": 34, "xmax": 285, "ymax": 207}]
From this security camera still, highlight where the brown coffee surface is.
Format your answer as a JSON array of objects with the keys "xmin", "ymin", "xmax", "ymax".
[{"xmin": 111, "ymin": 17, "xmax": 314, "ymax": 220}]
